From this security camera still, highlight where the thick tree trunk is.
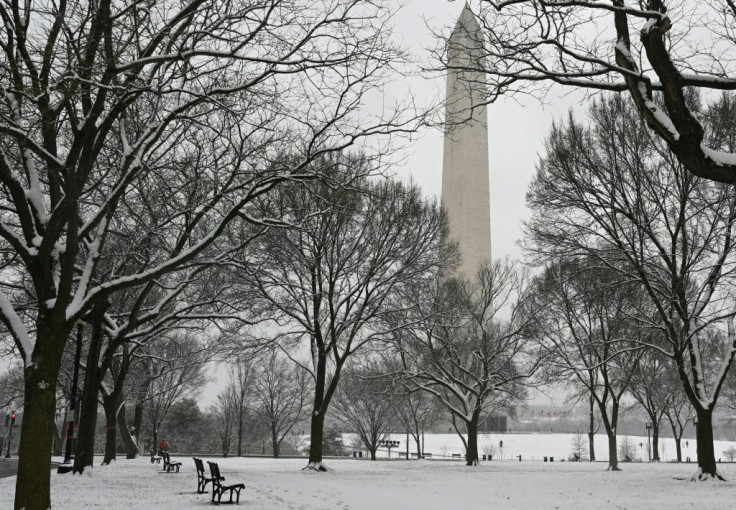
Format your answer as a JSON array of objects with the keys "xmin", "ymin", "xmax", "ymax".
[
  {"xmin": 414, "ymin": 435, "xmax": 422, "ymax": 458},
  {"xmin": 675, "ymin": 436, "xmax": 682, "ymax": 463},
  {"xmin": 465, "ymin": 416, "xmax": 479, "ymax": 466},
  {"xmin": 607, "ymin": 433, "xmax": 619, "ymax": 471},
  {"xmin": 73, "ymin": 304, "xmax": 107, "ymax": 474},
  {"xmin": 101, "ymin": 392, "xmax": 120, "ymax": 465},
  {"xmin": 15, "ymin": 367, "xmax": 58, "ymax": 510},
  {"xmin": 652, "ymin": 426, "xmax": 660, "ymax": 461},
  {"xmin": 117, "ymin": 405, "xmax": 139, "ymax": 459},
  {"xmin": 14, "ymin": 320, "xmax": 68, "ymax": 510},
  {"xmin": 306, "ymin": 343, "xmax": 331, "ymax": 471},
  {"xmin": 694, "ymin": 409, "xmax": 722, "ymax": 480},
  {"xmin": 588, "ymin": 395, "xmax": 596, "ymax": 462},
  {"xmin": 307, "ymin": 411, "xmax": 326, "ymax": 470},
  {"xmin": 370, "ymin": 447, "xmax": 377, "ymax": 460},
  {"xmin": 73, "ymin": 351, "xmax": 102, "ymax": 473},
  {"xmin": 271, "ymin": 423, "xmax": 279, "ymax": 458}
]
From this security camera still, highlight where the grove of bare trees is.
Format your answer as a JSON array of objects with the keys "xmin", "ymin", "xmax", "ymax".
[
  {"xmin": 242, "ymin": 165, "xmax": 448, "ymax": 470},
  {"xmin": 0, "ymin": 1, "xmax": 418, "ymax": 507},
  {"xmin": 526, "ymin": 93, "xmax": 736, "ymax": 479}
]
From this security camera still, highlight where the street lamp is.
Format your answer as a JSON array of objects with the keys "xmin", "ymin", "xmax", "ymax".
[
  {"xmin": 379, "ymin": 440, "xmax": 400, "ymax": 459},
  {"xmin": 645, "ymin": 421, "xmax": 652, "ymax": 462}
]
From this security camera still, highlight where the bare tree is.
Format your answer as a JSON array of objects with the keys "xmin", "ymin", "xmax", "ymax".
[
  {"xmin": 442, "ymin": 1, "xmax": 736, "ymax": 185},
  {"xmin": 395, "ymin": 260, "xmax": 540, "ymax": 466},
  {"xmin": 243, "ymin": 167, "xmax": 447, "ymax": 471},
  {"xmin": 330, "ymin": 366, "xmax": 395, "ymax": 460},
  {"xmin": 570, "ymin": 432, "xmax": 587, "ymax": 461},
  {"xmin": 392, "ymin": 386, "xmax": 442, "ymax": 459},
  {"xmin": 229, "ymin": 357, "xmax": 253, "ymax": 457},
  {"xmin": 565, "ymin": 386, "xmax": 601, "ymax": 462},
  {"xmin": 211, "ymin": 388, "xmax": 238, "ymax": 457},
  {"xmin": 0, "ymin": 363, "xmax": 23, "ymax": 412},
  {"xmin": 618, "ymin": 436, "xmax": 636, "ymax": 462},
  {"xmin": 526, "ymin": 93, "xmax": 736, "ymax": 479},
  {"xmin": 251, "ymin": 350, "xmax": 308, "ymax": 458},
  {"xmin": 722, "ymin": 446, "xmax": 736, "ymax": 462},
  {"xmin": 663, "ymin": 381, "xmax": 695, "ymax": 463},
  {"xmin": 532, "ymin": 259, "xmax": 644, "ymax": 471},
  {"xmin": 629, "ymin": 344, "xmax": 675, "ymax": 462},
  {"xmin": 0, "ymin": 1, "xmax": 416, "ymax": 505},
  {"xmin": 142, "ymin": 338, "xmax": 208, "ymax": 454}
]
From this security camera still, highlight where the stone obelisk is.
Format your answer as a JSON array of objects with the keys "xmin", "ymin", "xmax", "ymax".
[{"xmin": 442, "ymin": 3, "xmax": 491, "ymax": 278}]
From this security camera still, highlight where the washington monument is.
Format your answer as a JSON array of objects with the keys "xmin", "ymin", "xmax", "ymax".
[{"xmin": 442, "ymin": 3, "xmax": 491, "ymax": 278}]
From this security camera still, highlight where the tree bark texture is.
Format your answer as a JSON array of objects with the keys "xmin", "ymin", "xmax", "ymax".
[
  {"xmin": 117, "ymin": 405, "xmax": 139, "ymax": 459},
  {"xmin": 607, "ymin": 433, "xmax": 619, "ymax": 471},
  {"xmin": 694, "ymin": 409, "xmax": 722, "ymax": 479},
  {"xmin": 307, "ymin": 411, "xmax": 326, "ymax": 469},
  {"xmin": 237, "ymin": 408, "xmax": 244, "ymax": 457},
  {"xmin": 271, "ymin": 424, "xmax": 280, "ymax": 458},
  {"xmin": 73, "ymin": 338, "xmax": 103, "ymax": 473},
  {"xmin": 465, "ymin": 416, "xmax": 479, "ymax": 466},
  {"xmin": 102, "ymin": 391, "xmax": 120, "ymax": 465},
  {"xmin": 14, "ymin": 320, "xmax": 69, "ymax": 510},
  {"xmin": 588, "ymin": 396, "xmax": 596, "ymax": 462},
  {"xmin": 652, "ymin": 426, "xmax": 660, "ymax": 462}
]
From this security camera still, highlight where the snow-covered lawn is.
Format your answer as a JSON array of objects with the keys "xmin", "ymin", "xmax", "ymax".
[
  {"xmin": 376, "ymin": 432, "xmax": 734, "ymax": 462},
  {"xmin": 3, "ymin": 455, "xmax": 736, "ymax": 509}
]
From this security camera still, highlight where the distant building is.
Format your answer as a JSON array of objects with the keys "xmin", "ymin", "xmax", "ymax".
[{"xmin": 480, "ymin": 414, "xmax": 507, "ymax": 433}]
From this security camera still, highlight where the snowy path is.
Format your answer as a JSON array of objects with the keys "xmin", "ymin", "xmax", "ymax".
[{"xmin": 2, "ymin": 456, "xmax": 735, "ymax": 509}]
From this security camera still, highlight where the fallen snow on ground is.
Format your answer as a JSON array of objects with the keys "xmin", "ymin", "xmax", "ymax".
[
  {"xmin": 3, "ymin": 455, "xmax": 736, "ymax": 509},
  {"xmin": 375, "ymin": 432, "xmax": 735, "ymax": 462}
]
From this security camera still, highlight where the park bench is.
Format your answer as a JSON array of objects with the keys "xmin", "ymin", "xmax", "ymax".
[
  {"xmin": 207, "ymin": 461, "xmax": 245, "ymax": 504},
  {"xmin": 423, "ymin": 453, "xmax": 432, "ymax": 459},
  {"xmin": 194, "ymin": 457, "xmax": 220, "ymax": 494},
  {"xmin": 150, "ymin": 449, "xmax": 162, "ymax": 464},
  {"xmin": 451, "ymin": 454, "xmax": 462, "ymax": 460},
  {"xmin": 162, "ymin": 451, "xmax": 182, "ymax": 473}
]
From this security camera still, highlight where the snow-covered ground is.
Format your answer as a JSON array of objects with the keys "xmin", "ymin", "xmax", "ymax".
[
  {"xmin": 374, "ymin": 432, "xmax": 735, "ymax": 462},
  {"xmin": 3, "ymin": 451, "xmax": 736, "ymax": 509}
]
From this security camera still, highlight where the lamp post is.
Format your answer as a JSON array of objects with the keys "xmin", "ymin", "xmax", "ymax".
[
  {"xmin": 645, "ymin": 421, "xmax": 652, "ymax": 461},
  {"xmin": 379, "ymin": 440, "xmax": 400, "ymax": 459}
]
